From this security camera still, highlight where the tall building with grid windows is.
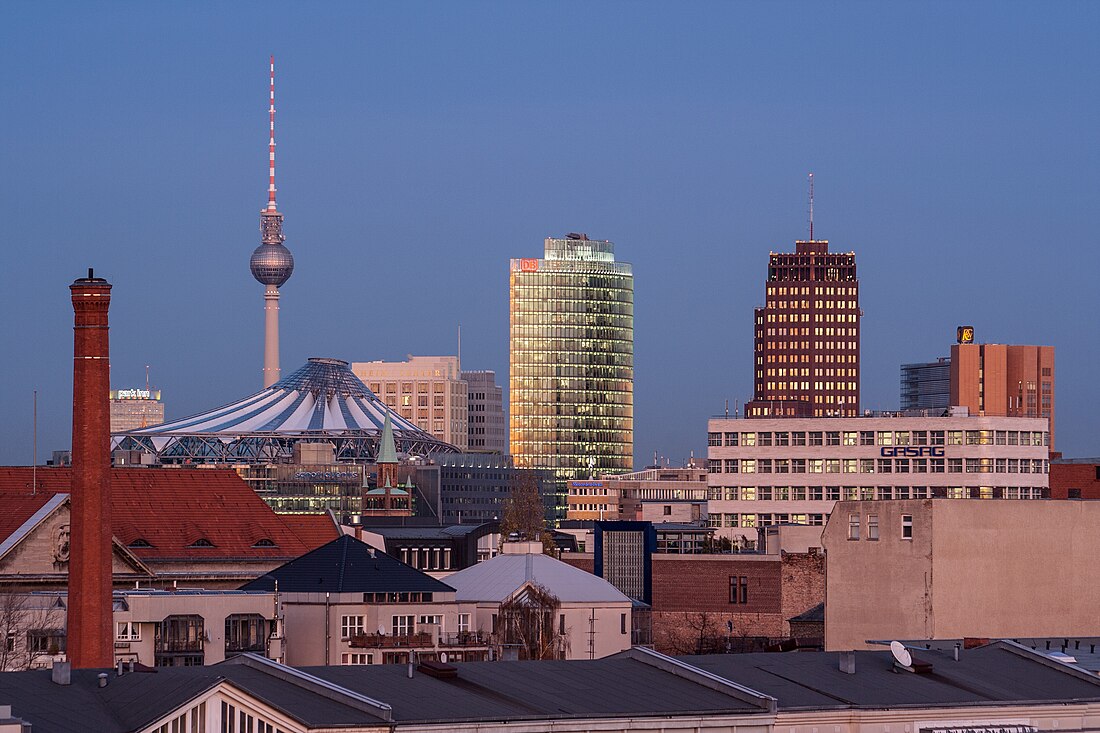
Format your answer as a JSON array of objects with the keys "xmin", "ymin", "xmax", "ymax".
[
  {"xmin": 509, "ymin": 234, "xmax": 634, "ymax": 508},
  {"xmin": 745, "ymin": 239, "xmax": 860, "ymax": 418}
]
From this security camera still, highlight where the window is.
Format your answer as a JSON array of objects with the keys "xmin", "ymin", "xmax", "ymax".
[
  {"xmin": 843, "ymin": 431, "xmax": 858, "ymax": 446},
  {"xmin": 847, "ymin": 514, "xmax": 860, "ymax": 540},
  {"xmin": 116, "ymin": 621, "xmax": 140, "ymax": 641},
  {"xmin": 792, "ymin": 431, "xmax": 807, "ymax": 446},
  {"xmin": 867, "ymin": 514, "xmax": 879, "ymax": 540},
  {"xmin": 342, "ymin": 652, "xmax": 374, "ymax": 665},
  {"xmin": 741, "ymin": 432, "xmax": 756, "ymax": 447},
  {"xmin": 225, "ymin": 614, "xmax": 267, "ymax": 653},
  {"xmin": 559, "ymin": 614, "xmax": 566, "ymax": 635},
  {"xmin": 809, "ymin": 431, "xmax": 823, "ymax": 446},
  {"xmin": 826, "ymin": 431, "xmax": 841, "ymax": 446},
  {"xmin": 902, "ymin": 514, "xmax": 913, "ymax": 539},
  {"xmin": 418, "ymin": 615, "xmax": 442, "ymax": 626},
  {"xmin": 28, "ymin": 629, "xmax": 66, "ymax": 655},
  {"xmin": 948, "ymin": 458, "xmax": 963, "ymax": 473},
  {"xmin": 860, "ymin": 431, "xmax": 875, "ymax": 446},
  {"xmin": 663, "ymin": 505, "xmax": 672, "ymax": 516},
  {"xmin": 708, "ymin": 432, "xmax": 722, "ymax": 447},
  {"xmin": 341, "ymin": 615, "xmax": 365, "ymax": 639},
  {"xmin": 729, "ymin": 576, "xmax": 749, "ymax": 604},
  {"xmin": 724, "ymin": 432, "xmax": 739, "ymax": 446},
  {"xmin": 621, "ymin": 613, "xmax": 627, "ymax": 635},
  {"xmin": 392, "ymin": 615, "xmax": 414, "ymax": 636},
  {"xmin": 458, "ymin": 614, "xmax": 471, "ymax": 633}
]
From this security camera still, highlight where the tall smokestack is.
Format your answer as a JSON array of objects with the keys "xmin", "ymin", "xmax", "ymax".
[{"xmin": 68, "ymin": 268, "xmax": 113, "ymax": 669}]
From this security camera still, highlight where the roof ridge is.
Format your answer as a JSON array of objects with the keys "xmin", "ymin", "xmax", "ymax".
[{"xmin": 337, "ymin": 534, "xmax": 349, "ymax": 592}]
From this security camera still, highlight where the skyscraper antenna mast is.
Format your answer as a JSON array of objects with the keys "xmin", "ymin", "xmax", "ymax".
[{"xmin": 809, "ymin": 170, "xmax": 818, "ymax": 239}]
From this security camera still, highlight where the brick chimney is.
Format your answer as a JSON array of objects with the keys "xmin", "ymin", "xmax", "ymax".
[{"xmin": 68, "ymin": 269, "xmax": 113, "ymax": 669}]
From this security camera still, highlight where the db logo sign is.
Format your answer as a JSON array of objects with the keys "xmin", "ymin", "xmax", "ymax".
[{"xmin": 520, "ymin": 259, "xmax": 539, "ymax": 272}]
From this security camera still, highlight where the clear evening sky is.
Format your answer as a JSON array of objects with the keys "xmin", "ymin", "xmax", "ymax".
[{"xmin": 1, "ymin": 2, "xmax": 1097, "ymax": 465}]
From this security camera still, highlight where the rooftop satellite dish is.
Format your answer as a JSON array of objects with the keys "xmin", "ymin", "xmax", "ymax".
[{"xmin": 890, "ymin": 640, "xmax": 912, "ymax": 667}]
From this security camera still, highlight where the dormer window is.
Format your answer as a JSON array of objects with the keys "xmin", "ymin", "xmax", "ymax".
[
  {"xmin": 252, "ymin": 538, "xmax": 277, "ymax": 548},
  {"xmin": 128, "ymin": 538, "xmax": 153, "ymax": 548},
  {"xmin": 188, "ymin": 538, "xmax": 215, "ymax": 548}
]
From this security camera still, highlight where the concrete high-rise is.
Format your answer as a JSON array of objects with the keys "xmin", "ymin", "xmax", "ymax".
[
  {"xmin": 353, "ymin": 356, "xmax": 469, "ymax": 451},
  {"xmin": 745, "ymin": 238, "xmax": 860, "ymax": 418},
  {"xmin": 69, "ymin": 269, "xmax": 114, "ymax": 669},
  {"xmin": 109, "ymin": 387, "xmax": 165, "ymax": 431},
  {"xmin": 249, "ymin": 56, "xmax": 294, "ymax": 388},
  {"xmin": 950, "ymin": 341, "xmax": 1055, "ymax": 447},
  {"xmin": 463, "ymin": 370, "xmax": 506, "ymax": 454},
  {"xmin": 509, "ymin": 233, "xmax": 634, "ymax": 495}
]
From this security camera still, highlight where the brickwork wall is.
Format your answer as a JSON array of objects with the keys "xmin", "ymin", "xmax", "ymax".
[
  {"xmin": 780, "ymin": 551, "xmax": 825, "ymax": 629},
  {"xmin": 561, "ymin": 555, "xmax": 594, "ymax": 574},
  {"xmin": 1049, "ymin": 462, "xmax": 1100, "ymax": 499}
]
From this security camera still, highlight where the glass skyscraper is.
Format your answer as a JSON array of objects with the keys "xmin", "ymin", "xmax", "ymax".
[{"xmin": 509, "ymin": 234, "xmax": 634, "ymax": 509}]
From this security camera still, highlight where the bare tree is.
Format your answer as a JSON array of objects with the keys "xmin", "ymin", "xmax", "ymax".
[
  {"xmin": 499, "ymin": 470, "xmax": 554, "ymax": 554},
  {"xmin": 494, "ymin": 583, "xmax": 568, "ymax": 660},
  {"xmin": 0, "ymin": 593, "xmax": 62, "ymax": 671}
]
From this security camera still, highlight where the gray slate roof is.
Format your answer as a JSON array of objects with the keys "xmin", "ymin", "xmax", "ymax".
[
  {"xmin": 444, "ymin": 550, "xmax": 632, "ymax": 604},
  {"xmin": 240, "ymin": 534, "xmax": 454, "ymax": 594},
  {"xmin": 680, "ymin": 643, "xmax": 1100, "ymax": 710}
]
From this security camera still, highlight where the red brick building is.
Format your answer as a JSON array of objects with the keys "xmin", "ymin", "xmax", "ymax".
[
  {"xmin": 1049, "ymin": 459, "xmax": 1100, "ymax": 499},
  {"xmin": 746, "ymin": 239, "xmax": 860, "ymax": 418},
  {"xmin": 951, "ymin": 343, "xmax": 1055, "ymax": 447},
  {"xmin": 562, "ymin": 549, "xmax": 824, "ymax": 654}
]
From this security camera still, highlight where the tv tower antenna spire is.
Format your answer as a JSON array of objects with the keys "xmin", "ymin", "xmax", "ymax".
[
  {"xmin": 808, "ymin": 172, "xmax": 815, "ymax": 241},
  {"xmin": 267, "ymin": 55, "xmax": 277, "ymax": 212}
]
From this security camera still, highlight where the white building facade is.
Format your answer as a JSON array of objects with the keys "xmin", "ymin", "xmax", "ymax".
[
  {"xmin": 706, "ymin": 413, "xmax": 1050, "ymax": 540},
  {"xmin": 353, "ymin": 356, "xmax": 468, "ymax": 451}
]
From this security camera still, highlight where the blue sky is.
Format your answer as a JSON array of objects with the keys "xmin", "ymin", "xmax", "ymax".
[{"xmin": 1, "ymin": 1, "xmax": 1097, "ymax": 465}]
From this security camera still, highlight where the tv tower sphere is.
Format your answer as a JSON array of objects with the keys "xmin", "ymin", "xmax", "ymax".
[{"xmin": 250, "ymin": 241, "xmax": 294, "ymax": 286}]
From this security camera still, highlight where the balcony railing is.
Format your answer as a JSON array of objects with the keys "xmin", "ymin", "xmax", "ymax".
[
  {"xmin": 349, "ymin": 632, "xmax": 433, "ymax": 649},
  {"xmin": 438, "ymin": 631, "xmax": 489, "ymax": 648},
  {"xmin": 226, "ymin": 640, "xmax": 267, "ymax": 654},
  {"xmin": 155, "ymin": 639, "xmax": 204, "ymax": 653}
]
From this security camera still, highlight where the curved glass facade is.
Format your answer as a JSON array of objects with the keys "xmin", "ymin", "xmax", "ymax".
[{"xmin": 510, "ymin": 236, "xmax": 634, "ymax": 491}]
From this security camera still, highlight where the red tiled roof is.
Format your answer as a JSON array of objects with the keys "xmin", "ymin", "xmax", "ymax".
[
  {"xmin": 279, "ymin": 514, "xmax": 341, "ymax": 551},
  {"xmin": 0, "ymin": 467, "xmax": 308, "ymax": 560}
]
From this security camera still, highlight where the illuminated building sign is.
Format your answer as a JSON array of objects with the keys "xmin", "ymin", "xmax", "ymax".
[
  {"xmin": 111, "ymin": 389, "xmax": 159, "ymax": 400},
  {"xmin": 520, "ymin": 258, "xmax": 539, "ymax": 272},
  {"xmin": 957, "ymin": 325, "xmax": 975, "ymax": 344},
  {"xmin": 880, "ymin": 446, "xmax": 945, "ymax": 458},
  {"xmin": 293, "ymin": 471, "xmax": 360, "ymax": 482}
]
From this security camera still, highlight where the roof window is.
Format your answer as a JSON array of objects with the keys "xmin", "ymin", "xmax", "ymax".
[
  {"xmin": 188, "ymin": 538, "xmax": 215, "ymax": 548},
  {"xmin": 252, "ymin": 538, "xmax": 277, "ymax": 548},
  {"xmin": 128, "ymin": 538, "xmax": 153, "ymax": 548}
]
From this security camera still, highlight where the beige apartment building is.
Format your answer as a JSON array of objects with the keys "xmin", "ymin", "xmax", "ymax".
[
  {"xmin": 822, "ymin": 499, "xmax": 1100, "ymax": 650},
  {"xmin": 0, "ymin": 589, "xmax": 276, "ymax": 671},
  {"xmin": 706, "ymin": 412, "xmax": 1050, "ymax": 541},
  {"xmin": 353, "ymin": 356, "xmax": 468, "ymax": 451},
  {"xmin": 109, "ymin": 388, "xmax": 165, "ymax": 432}
]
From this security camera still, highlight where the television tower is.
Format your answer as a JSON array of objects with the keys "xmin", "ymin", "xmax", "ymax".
[{"xmin": 250, "ymin": 55, "xmax": 294, "ymax": 387}]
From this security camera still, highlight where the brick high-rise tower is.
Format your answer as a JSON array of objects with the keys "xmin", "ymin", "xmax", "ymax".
[
  {"xmin": 68, "ymin": 269, "xmax": 114, "ymax": 669},
  {"xmin": 745, "ymin": 238, "xmax": 861, "ymax": 418}
]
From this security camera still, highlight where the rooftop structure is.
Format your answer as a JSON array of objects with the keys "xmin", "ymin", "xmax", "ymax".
[{"xmin": 112, "ymin": 358, "xmax": 456, "ymax": 464}]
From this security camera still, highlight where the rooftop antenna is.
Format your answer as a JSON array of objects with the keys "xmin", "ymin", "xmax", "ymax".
[
  {"xmin": 145, "ymin": 365, "xmax": 150, "ymax": 394},
  {"xmin": 267, "ymin": 55, "xmax": 277, "ymax": 212},
  {"xmin": 457, "ymin": 324, "xmax": 461, "ymax": 371},
  {"xmin": 808, "ymin": 172, "xmax": 815, "ymax": 241}
]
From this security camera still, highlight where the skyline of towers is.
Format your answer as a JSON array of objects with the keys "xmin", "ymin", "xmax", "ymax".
[
  {"xmin": 250, "ymin": 55, "xmax": 295, "ymax": 388},
  {"xmin": 509, "ymin": 233, "xmax": 634, "ymax": 499}
]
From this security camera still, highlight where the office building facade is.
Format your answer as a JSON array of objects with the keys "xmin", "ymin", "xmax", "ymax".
[
  {"xmin": 462, "ymin": 370, "xmax": 507, "ymax": 454},
  {"xmin": 950, "ymin": 342, "xmax": 1055, "ymax": 447},
  {"xmin": 509, "ymin": 233, "xmax": 634, "ymax": 494},
  {"xmin": 109, "ymin": 388, "xmax": 165, "ymax": 432},
  {"xmin": 899, "ymin": 357, "xmax": 950, "ymax": 411},
  {"xmin": 706, "ymin": 413, "xmax": 1050, "ymax": 540},
  {"xmin": 567, "ymin": 467, "xmax": 709, "ymax": 521},
  {"xmin": 745, "ymin": 239, "xmax": 860, "ymax": 418},
  {"xmin": 353, "ymin": 355, "xmax": 469, "ymax": 451}
]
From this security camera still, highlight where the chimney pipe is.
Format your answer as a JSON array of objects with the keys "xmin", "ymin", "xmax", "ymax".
[
  {"xmin": 51, "ymin": 661, "xmax": 71, "ymax": 686},
  {"xmin": 839, "ymin": 650, "xmax": 856, "ymax": 674},
  {"xmin": 68, "ymin": 271, "xmax": 114, "ymax": 669},
  {"xmin": 954, "ymin": 643, "xmax": 960, "ymax": 662},
  {"xmin": 97, "ymin": 673, "xmax": 109, "ymax": 688}
]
